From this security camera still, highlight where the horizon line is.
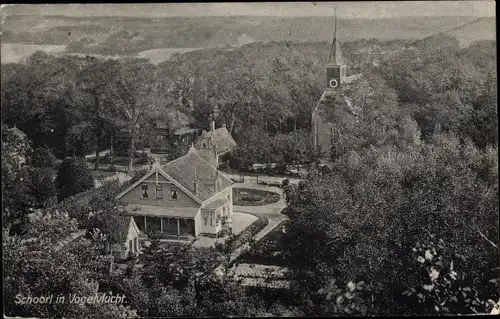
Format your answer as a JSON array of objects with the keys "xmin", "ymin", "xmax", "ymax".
[{"xmin": 3, "ymin": 13, "xmax": 494, "ymax": 19}]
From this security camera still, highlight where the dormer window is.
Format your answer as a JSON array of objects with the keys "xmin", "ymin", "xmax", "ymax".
[
  {"xmin": 171, "ymin": 187, "xmax": 178, "ymax": 200},
  {"xmin": 141, "ymin": 184, "xmax": 149, "ymax": 199},
  {"xmin": 156, "ymin": 185, "xmax": 163, "ymax": 199}
]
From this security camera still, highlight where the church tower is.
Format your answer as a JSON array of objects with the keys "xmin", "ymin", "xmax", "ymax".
[
  {"xmin": 312, "ymin": 9, "xmax": 361, "ymax": 161},
  {"xmin": 326, "ymin": 10, "xmax": 346, "ymax": 91}
]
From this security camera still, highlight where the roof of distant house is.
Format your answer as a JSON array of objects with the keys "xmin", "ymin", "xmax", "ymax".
[
  {"xmin": 9, "ymin": 126, "xmax": 27, "ymax": 139},
  {"xmin": 154, "ymin": 109, "xmax": 193, "ymax": 130},
  {"xmin": 196, "ymin": 126, "xmax": 237, "ymax": 154},
  {"xmin": 174, "ymin": 127, "xmax": 199, "ymax": 136},
  {"xmin": 161, "ymin": 146, "xmax": 233, "ymax": 202}
]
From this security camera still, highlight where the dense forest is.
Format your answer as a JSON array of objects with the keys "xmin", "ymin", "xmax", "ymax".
[{"xmin": 2, "ymin": 33, "xmax": 498, "ymax": 317}]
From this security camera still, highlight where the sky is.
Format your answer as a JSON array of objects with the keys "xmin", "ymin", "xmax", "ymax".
[{"xmin": 1, "ymin": 2, "xmax": 496, "ymax": 19}]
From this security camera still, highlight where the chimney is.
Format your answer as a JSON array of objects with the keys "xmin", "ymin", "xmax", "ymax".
[
  {"xmin": 193, "ymin": 164, "xmax": 198, "ymax": 195},
  {"xmin": 210, "ymin": 120, "xmax": 216, "ymax": 132},
  {"xmin": 215, "ymin": 169, "xmax": 219, "ymax": 191}
]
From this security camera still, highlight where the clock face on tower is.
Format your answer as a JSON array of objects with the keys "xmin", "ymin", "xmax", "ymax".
[{"xmin": 327, "ymin": 67, "xmax": 341, "ymax": 89}]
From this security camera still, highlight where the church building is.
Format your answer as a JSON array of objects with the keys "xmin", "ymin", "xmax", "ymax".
[{"xmin": 311, "ymin": 12, "xmax": 364, "ymax": 161}]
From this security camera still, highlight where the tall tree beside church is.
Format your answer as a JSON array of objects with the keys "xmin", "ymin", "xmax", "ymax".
[
  {"xmin": 114, "ymin": 59, "xmax": 158, "ymax": 173},
  {"xmin": 74, "ymin": 58, "xmax": 124, "ymax": 170}
]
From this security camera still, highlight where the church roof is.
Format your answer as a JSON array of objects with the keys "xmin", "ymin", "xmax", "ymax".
[
  {"xmin": 196, "ymin": 126, "xmax": 237, "ymax": 154},
  {"xmin": 313, "ymin": 88, "xmax": 362, "ymax": 123},
  {"xmin": 161, "ymin": 146, "xmax": 233, "ymax": 202}
]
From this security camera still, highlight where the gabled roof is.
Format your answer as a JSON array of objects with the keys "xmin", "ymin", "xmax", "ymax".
[
  {"xmin": 196, "ymin": 126, "xmax": 237, "ymax": 154},
  {"xmin": 116, "ymin": 147, "xmax": 234, "ymax": 203},
  {"xmin": 9, "ymin": 126, "xmax": 27, "ymax": 139},
  {"xmin": 313, "ymin": 90, "xmax": 360, "ymax": 122},
  {"xmin": 116, "ymin": 215, "xmax": 139, "ymax": 244},
  {"xmin": 115, "ymin": 163, "xmax": 202, "ymax": 205},
  {"xmin": 162, "ymin": 146, "xmax": 234, "ymax": 202}
]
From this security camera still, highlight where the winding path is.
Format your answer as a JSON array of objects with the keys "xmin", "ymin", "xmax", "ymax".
[{"xmin": 215, "ymin": 183, "xmax": 288, "ymax": 274}]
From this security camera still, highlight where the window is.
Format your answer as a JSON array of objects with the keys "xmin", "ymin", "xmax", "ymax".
[
  {"xmin": 203, "ymin": 143, "xmax": 207, "ymax": 148},
  {"xmin": 129, "ymin": 240, "xmax": 133, "ymax": 253},
  {"xmin": 171, "ymin": 187, "xmax": 178, "ymax": 200},
  {"xmin": 141, "ymin": 184, "xmax": 148, "ymax": 198},
  {"xmin": 156, "ymin": 185, "xmax": 163, "ymax": 199}
]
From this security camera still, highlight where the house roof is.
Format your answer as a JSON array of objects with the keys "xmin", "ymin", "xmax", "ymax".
[
  {"xmin": 125, "ymin": 204, "xmax": 200, "ymax": 218},
  {"xmin": 154, "ymin": 109, "xmax": 193, "ymax": 130},
  {"xmin": 228, "ymin": 263, "xmax": 292, "ymax": 290},
  {"xmin": 174, "ymin": 127, "xmax": 198, "ymax": 136},
  {"xmin": 202, "ymin": 198, "xmax": 228, "ymax": 211},
  {"xmin": 196, "ymin": 126, "xmax": 237, "ymax": 154},
  {"xmin": 115, "ymin": 215, "xmax": 138, "ymax": 244},
  {"xmin": 116, "ymin": 146, "xmax": 233, "ymax": 204},
  {"xmin": 162, "ymin": 146, "xmax": 234, "ymax": 202},
  {"xmin": 9, "ymin": 126, "xmax": 27, "ymax": 139}
]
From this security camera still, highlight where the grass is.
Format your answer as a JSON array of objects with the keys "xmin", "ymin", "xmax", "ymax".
[
  {"xmin": 232, "ymin": 212, "xmax": 258, "ymax": 236},
  {"xmin": 90, "ymin": 170, "xmax": 117, "ymax": 180},
  {"xmin": 233, "ymin": 188, "xmax": 280, "ymax": 206},
  {"xmin": 217, "ymin": 214, "xmax": 268, "ymax": 254},
  {"xmin": 238, "ymin": 220, "xmax": 290, "ymax": 266}
]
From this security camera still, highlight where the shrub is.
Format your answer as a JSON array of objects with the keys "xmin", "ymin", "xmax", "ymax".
[
  {"xmin": 31, "ymin": 146, "xmax": 57, "ymax": 168},
  {"xmin": 281, "ymin": 179, "xmax": 290, "ymax": 188},
  {"xmin": 55, "ymin": 158, "xmax": 94, "ymax": 201},
  {"xmin": 29, "ymin": 167, "xmax": 57, "ymax": 208},
  {"xmin": 55, "ymin": 180, "xmax": 122, "ymax": 228}
]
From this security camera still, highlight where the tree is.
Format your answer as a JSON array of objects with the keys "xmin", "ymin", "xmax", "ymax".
[
  {"xmin": 28, "ymin": 168, "xmax": 57, "ymax": 209},
  {"xmin": 113, "ymin": 59, "xmax": 158, "ymax": 173},
  {"xmin": 55, "ymin": 158, "xmax": 94, "ymax": 201},
  {"xmin": 31, "ymin": 145, "xmax": 57, "ymax": 168},
  {"xmin": 3, "ymin": 210, "xmax": 138, "ymax": 318},
  {"xmin": 281, "ymin": 135, "xmax": 498, "ymax": 316}
]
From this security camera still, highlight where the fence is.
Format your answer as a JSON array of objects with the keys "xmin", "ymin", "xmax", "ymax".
[{"xmin": 86, "ymin": 162, "xmax": 149, "ymax": 173}]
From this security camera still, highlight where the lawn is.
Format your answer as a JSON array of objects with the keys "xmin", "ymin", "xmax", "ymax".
[
  {"xmin": 233, "ymin": 188, "xmax": 280, "ymax": 206},
  {"xmin": 238, "ymin": 220, "xmax": 290, "ymax": 266},
  {"xmin": 90, "ymin": 170, "xmax": 118, "ymax": 180},
  {"xmin": 232, "ymin": 212, "xmax": 258, "ymax": 236}
]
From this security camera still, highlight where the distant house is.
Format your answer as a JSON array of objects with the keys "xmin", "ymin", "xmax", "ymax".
[
  {"xmin": 238, "ymin": 33, "xmax": 255, "ymax": 46},
  {"xmin": 109, "ymin": 215, "xmax": 141, "ymax": 260},
  {"xmin": 194, "ymin": 120, "xmax": 237, "ymax": 168},
  {"xmin": 116, "ymin": 145, "xmax": 235, "ymax": 240},
  {"xmin": 149, "ymin": 109, "xmax": 198, "ymax": 153}
]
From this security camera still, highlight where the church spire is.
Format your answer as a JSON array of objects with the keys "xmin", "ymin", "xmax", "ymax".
[
  {"xmin": 325, "ymin": 8, "xmax": 346, "ymax": 90},
  {"xmin": 327, "ymin": 8, "xmax": 344, "ymax": 65}
]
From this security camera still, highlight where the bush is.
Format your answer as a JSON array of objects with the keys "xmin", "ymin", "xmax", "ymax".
[
  {"xmin": 31, "ymin": 146, "xmax": 57, "ymax": 168},
  {"xmin": 240, "ymin": 195, "xmax": 262, "ymax": 202},
  {"xmin": 29, "ymin": 167, "xmax": 57, "ymax": 208},
  {"xmin": 55, "ymin": 158, "xmax": 94, "ymax": 201},
  {"xmin": 128, "ymin": 168, "xmax": 149, "ymax": 186},
  {"xmin": 281, "ymin": 179, "xmax": 290, "ymax": 188},
  {"xmin": 55, "ymin": 180, "xmax": 122, "ymax": 228}
]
